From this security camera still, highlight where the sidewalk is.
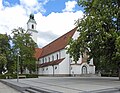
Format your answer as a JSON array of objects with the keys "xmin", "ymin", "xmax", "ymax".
[{"xmin": 0, "ymin": 82, "xmax": 20, "ymax": 93}]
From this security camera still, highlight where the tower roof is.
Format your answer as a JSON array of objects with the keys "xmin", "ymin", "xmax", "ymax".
[
  {"xmin": 30, "ymin": 13, "xmax": 34, "ymax": 19},
  {"xmin": 27, "ymin": 13, "xmax": 37, "ymax": 24}
]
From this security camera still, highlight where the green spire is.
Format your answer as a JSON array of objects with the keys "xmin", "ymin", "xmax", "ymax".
[
  {"xmin": 27, "ymin": 13, "xmax": 36, "ymax": 24},
  {"xmin": 30, "ymin": 13, "xmax": 34, "ymax": 20}
]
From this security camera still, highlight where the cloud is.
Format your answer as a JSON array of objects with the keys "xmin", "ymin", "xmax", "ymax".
[
  {"xmin": 36, "ymin": 11, "xmax": 83, "ymax": 36},
  {"xmin": 20, "ymin": 0, "xmax": 38, "ymax": 7},
  {"xmin": 0, "ymin": 5, "xmax": 27, "ymax": 34},
  {"xmin": 62, "ymin": 1, "xmax": 77, "ymax": 12},
  {"xmin": 35, "ymin": 11, "xmax": 83, "ymax": 46},
  {"xmin": 37, "ymin": 30, "xmax": 58, "ymax": 47},
  {"xmin": 0, "ymin": 0, "xmax": 3, "ymax": 9},
  {"xmin": 38, "ymin": 30, "xmax": 58, "ymax": 41},
  {"xmin": 0, "ymin": 0, "xmax": 83, "ymax": 47},
  {"xmin": 20, "ymin": 0, "xmax": 50, "ymax": 14}
]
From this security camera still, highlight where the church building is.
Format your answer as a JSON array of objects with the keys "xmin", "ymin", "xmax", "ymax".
[{"xmin": 27, "ymin": 14, "xmax": 95, "ymax": 76}]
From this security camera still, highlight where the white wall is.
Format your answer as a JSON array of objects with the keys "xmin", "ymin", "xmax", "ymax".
[
  {"xmin": 71, "ymin": 63, "xmax": 92, "ymax": 75},
  {"xmin": 54, "ymin": 65, "xmax": 59, "ymax": 74},
  {"xmin": 89, "ymin": 58, "xmax": 94, "ymax": 65},
  {"xmin": 59, "ymin": 49, "xmax": 70, "ymax": 74},
  {"xmin": 39, "ymin": 51, "xmax": 61, "ymax": 64},
  {"xmin": 27, "ymin": 21, "xmax": 38, "ymax": 43},
  {"xmin": 89, "ymin": 65, "xmax": 95, "ymax": 74},
  {"xmin": 38, "ymin": 68, "xmax": 43, "ymax": 74},
  {"xmin": 71, "ymin": 65, "xmax": 81, "ymax": 75},
  {"xmin": 27, "ymin": 22, "xmax": 36, "ymax": 30}
]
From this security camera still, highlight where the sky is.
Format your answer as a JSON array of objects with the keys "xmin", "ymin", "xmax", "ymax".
[{"xmin": 0, "ymin": 0, "xmax": 84, "ymax": 47}]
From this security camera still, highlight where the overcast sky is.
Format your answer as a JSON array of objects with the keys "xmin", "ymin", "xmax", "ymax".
[{"xmin": 0, "ymin": 0, "xmax": 84, "ymax": 47}]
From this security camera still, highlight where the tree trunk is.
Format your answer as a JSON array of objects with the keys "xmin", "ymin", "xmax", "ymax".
[
  {"xmin": 118, "ymin": 67, "xmax": 120, "ymax": 80},
  {"xmin": 0, "ymin": 69, "xmax": 2, "ymax": 74},
  {"xmin": 20, "ymin": 66, "xmax": 24, "ymax": 74}
]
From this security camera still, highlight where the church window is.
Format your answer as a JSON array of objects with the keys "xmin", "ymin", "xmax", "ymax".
[
  {"xmin": 55, "ymin": 66, "xmax": 57, "ymax": 69},
  {"xmin": 32, "ymin": 24, "xmax": 34, "ymax": 29},
  {"xmin": 48, "ymin": 57, "xmax": 50, "ymax": 62},
  {"xmin": 45, "ymin": 58, "xmax": 47, "ymax": 62},
  {"xmin": 42, "ymin": 58, "xmax": 44, "ymax": 63},
  {"xmin": 59, "ymin": 51, "xmax": 61, "ymax": 59},
  {"xmin": 39, "ymin": 59, "xmax": 41, "ymax": 63},
  {"xmin": 57, "ymin": 54, "xmax": 59, "ymax": 60},
  {"xmin": 52, "ymin": 55, "xmax": 54, "ymax": 61}
]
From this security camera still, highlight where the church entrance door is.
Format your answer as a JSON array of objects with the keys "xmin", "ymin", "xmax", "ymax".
[{"xmin": 82, "ymin": 66, "xmax": 87, "ymax": 74}]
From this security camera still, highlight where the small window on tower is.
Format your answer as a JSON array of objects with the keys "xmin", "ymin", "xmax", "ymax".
[{"xmin": 32, "ymin": 24, "xmax": 34, "ymax": 29}]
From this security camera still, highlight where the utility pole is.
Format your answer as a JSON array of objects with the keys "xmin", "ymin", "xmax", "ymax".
[{"xmin": 17, "ymin": 51, "xmax": 19, "ymax": 82}]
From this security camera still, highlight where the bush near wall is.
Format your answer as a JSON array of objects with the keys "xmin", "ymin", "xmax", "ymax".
[
  {"xmin": 0, "ymin": 74, "xmax": 38, "ymax": 79},
  {"xmin": 23, "ymin": 74, "xmax": 38, "ymax": 78},
  {"xmin": 0, "ymin": 74, "xmax": 16, "ymax": 79},
  {"xmin": 101, "ymin": 73, "xmax": 118, "ymax": 77}
]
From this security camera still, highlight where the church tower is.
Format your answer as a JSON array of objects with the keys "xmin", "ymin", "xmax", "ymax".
[{"xmin": 27, "ymin": 13, "xmax": 38, "ymax": 43}]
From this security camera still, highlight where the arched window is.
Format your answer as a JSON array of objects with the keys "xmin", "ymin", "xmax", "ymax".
[
  {"xmin": 57, "ymin": 54, "xmax": 59, "ymax": 60},
  {"xmin": 42, "ymin": 58, "xmax": 44, "ymax": 63},
  {"xmin": 52, "ymin": 55, "xmax": 54, "ymax": 61},
  {"xmin": 45, "ymin": 58, "xmax": 47, "ymax": 62},
  {"xmin": 39, "ymin": 59, "xmax": 41, "ymax": 63},
  {"xmin": 32, "ymin": 24, "xmax": 34, "ymax": 29},
  {"xmin": 48, "ymin": 57, "xmax": 50, "ymax": 62}
]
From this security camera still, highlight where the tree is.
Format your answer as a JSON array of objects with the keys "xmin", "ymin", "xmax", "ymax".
[
  {"xmin": 0, "ymin": 34, "xmax": 12, "ymax": 74},
  {"xmin": 67, "ymin": 0, "xmax": 120, "ymax": 80},
  {"xmin": 12, "ymin": 27, "xmax": 37, "ymax": 74},
  {"xmin": 0, "ymin": 54, "xmax": 7, "ymax": 74}
]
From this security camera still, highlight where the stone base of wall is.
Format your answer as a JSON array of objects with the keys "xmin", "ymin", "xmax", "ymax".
[
  {"xmin": 38, "ymin": 74, "xmax": 71, "ymax": 77},
  {"xmin": 38, "ymin": 74, "xmax": 99, "ymax": 77}
]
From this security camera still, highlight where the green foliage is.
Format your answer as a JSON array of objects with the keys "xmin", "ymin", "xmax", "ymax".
[
  {"xmin": 101, "ymin": 73, "xmax": 118, "ymax": 77},
  {"xmin": 67, "ymin": 38, "xmax": 81, "ymax": 62},
  {"xmin": 0, "ymin": 74, "xmax": 17, "ymax": 79},
  {"xmin": 67, "ymin": 0, "xmax": 120, "ymax": 74},
  {"xmin": 25, "ymin": 74, "xmax": 38, "ymax": 78},
  {"xmin": 0, "ymin": 27, "xmax": 37, "ymax": 74},
  {"xmin": 0, "ymin": 54, "xmax": 7, "ymax": 72},
  {"xmin": 0, "ymin": 74, "xmax": 38, "ymax": 79},
  {"xmin": 12, "ymin": 27, "xmax": 37, "ymax": 74},
  {"xmin": 0, "ymin": 34, "xmax": 13, "ymax": 74}
]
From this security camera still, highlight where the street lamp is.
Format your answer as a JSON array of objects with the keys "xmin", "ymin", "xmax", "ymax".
[{"xmin": 17, "ymin": 52, "xmax": 19, "ymax": 82}]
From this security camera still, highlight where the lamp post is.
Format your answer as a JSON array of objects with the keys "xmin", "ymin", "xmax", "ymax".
[{"xmin": 17, "ymin": 51, "xmax": 19, "ymax": 82}]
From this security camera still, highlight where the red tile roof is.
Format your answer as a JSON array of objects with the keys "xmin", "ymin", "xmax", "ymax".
[
  {"xmin": 34, "ymin": 48, "xmax": 42, "ymax": 60},
  {"xmin": 39, "ymin": 27, "xmax": 77, "ymax": 58},
  {"xmin": 38, "ymin": 58, "xmax": 65, "ymax": 67}
]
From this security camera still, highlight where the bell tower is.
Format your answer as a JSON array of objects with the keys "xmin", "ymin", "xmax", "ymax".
[{"xmin": 27, "ymin": 13, "xmax": 38, "ymax": 43}]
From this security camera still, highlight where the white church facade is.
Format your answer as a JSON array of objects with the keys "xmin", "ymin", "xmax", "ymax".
[{"xmin": 27, "ymin": 14, "xmax": 95, "ymax": 76}]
